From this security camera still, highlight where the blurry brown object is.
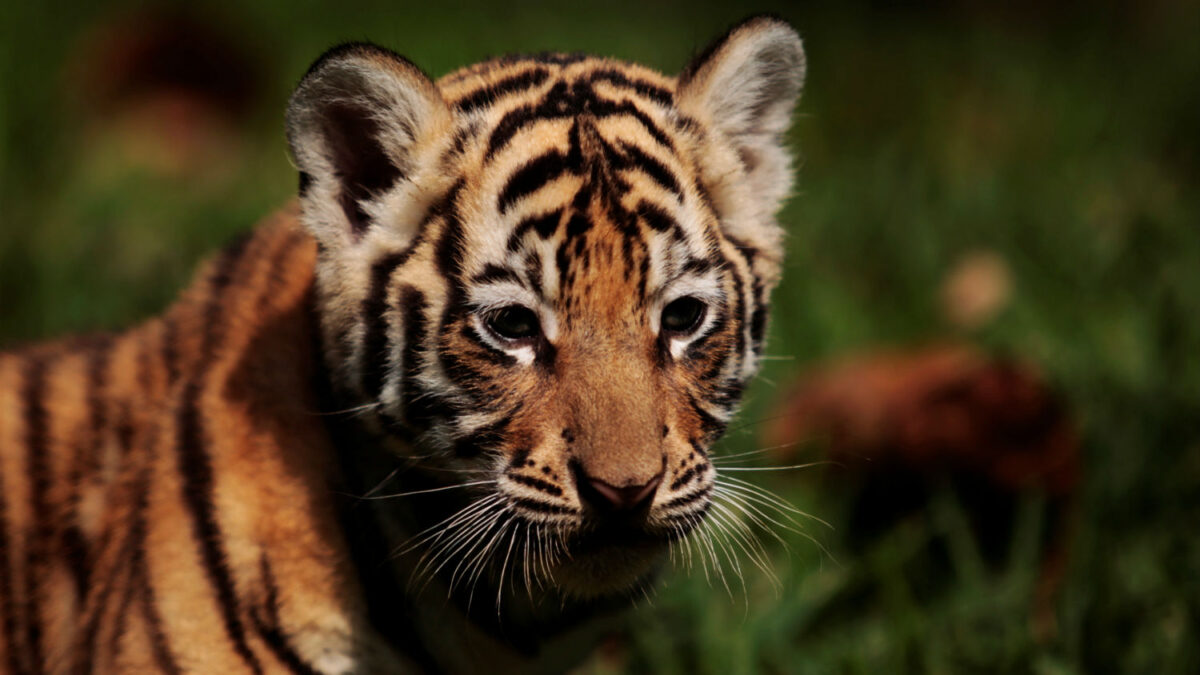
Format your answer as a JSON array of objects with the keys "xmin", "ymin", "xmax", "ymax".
[
  {"xmin": 940, "ymin": 250, "xmax": 1013, "ymax": 329},
  {"xmin": 63, "ymin": 8, "xmax": 263, "ymax": 177},
  {"xmin": 766, "ymin": 344, "xmax": 1077, "ymax": 496},
  {"xmin": 767, "ymin": 344, "xmax": 1079, "ymax": 638}
]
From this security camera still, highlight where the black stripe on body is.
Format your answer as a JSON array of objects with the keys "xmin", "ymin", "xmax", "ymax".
[
  {"xmin": 106, "ymin": 542, "xmax": 139, "ymax": 671},
  {"xmin": 129, "ymin": 442, "xmax": 185, "ymax": 672},
  {"xmin": 452, "ymin": 67, "xmax": 550, "ymax": 113},
  {"xmin": 0, "ymin": 415, "xmax": 24, "ymax": 674},
  {"xmin": 136, "ymin": 549, "xmax": 182, "ymax": 675},
  {"xmin": 174, "ymin": 235, "xmax": 264, "ymax": 674},
  {"xmin": 76, "ymin": 514, "xmax": 138, "ymax": 673},
  {"xmin": 63, "ymin": 340, "xmax": 114, "ymax": 604},
  {"xmin": 77, "ymin": 445, "xmax": 153, "ymax": 673},
  {"xmin": 22, "ymin": 356, "xmax": 48, "ymax": 674},
  {"xmin": 251, "ymin": 555, "xmax": 320, "ymax": 675}
]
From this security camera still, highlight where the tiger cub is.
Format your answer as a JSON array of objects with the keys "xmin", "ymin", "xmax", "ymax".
[{"xmin": 0, "ymin": 15, "xmax": 804, "ymax": 674}]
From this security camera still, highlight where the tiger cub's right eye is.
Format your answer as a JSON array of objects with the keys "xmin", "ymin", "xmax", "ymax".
[
  {"xmin": 485, "ymin": 305, "xmax": 541, "ymax": 341},
  {"xmin": 661, "ymin": 296, "xmax": 706, "ymax": 335}
]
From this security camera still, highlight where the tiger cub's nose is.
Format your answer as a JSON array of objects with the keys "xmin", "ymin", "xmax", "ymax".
[{"xmin": 574, "ymin": 466, "xmax": 663, "ymax": 513}]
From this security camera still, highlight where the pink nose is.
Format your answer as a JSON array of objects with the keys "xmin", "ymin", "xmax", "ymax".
[{"xmin": 576, "ymin": 470, "xmax": 663, "ymax": 513}]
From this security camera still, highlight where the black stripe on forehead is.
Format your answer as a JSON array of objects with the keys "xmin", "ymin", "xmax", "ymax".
[
  {"xmin": 452, "ymin": 66, "xmax": 551, "ymax": 113},
  {"xmin": 506, "ymin": 209, "xmax": 563, "ymax": 252},
  {"xmin": 496, "ymin": 51, "xmax": 588, "ymax": 67},
  {"xmin": 498, "ymin": 150, "xmax": 571, "ymax": 214},
  {"xmin": 636, "ymin": 201, "xmax": 687, "ymax": 244},
  {"xmin": 614, "ymin": 141, "xmax": 681, "ymax": 198},
  {"xmin": 485, "ymin": 77, "xmax": 674, "ymax": 162},
  {"xmin": 588, "ymin": 68, "xmax": 673, "ymax": 107},
  {"xmin": 471, "ymin": 263, "xmax": 522, "ymax": 286}
]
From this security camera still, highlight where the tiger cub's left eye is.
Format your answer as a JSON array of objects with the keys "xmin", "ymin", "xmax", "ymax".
[
  {"xmin": 486, "ymin": 305, "xmax": 541, "ymax": 341},
  {"xmin": 661, "ymin": 296, "xmax": 706, "ymax": 335}
]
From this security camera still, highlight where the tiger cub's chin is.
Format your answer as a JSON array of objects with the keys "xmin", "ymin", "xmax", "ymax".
[
  {"xmin": 550, "ymin": 542, "xmax": 667, "ymax": 598},
  {"xmin": 544, "ymin": 515, "xmax": 683, "ymax": 597}
]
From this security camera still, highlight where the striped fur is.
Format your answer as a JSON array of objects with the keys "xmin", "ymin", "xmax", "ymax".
[{"xmin": 0, "ymin": 16, "xmax": 803, "ymax": 673}]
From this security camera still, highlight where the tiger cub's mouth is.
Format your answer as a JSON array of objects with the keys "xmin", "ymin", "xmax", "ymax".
[{"xmin": 502, "ymin": 461, "xmax": 714, "ymax": 598}]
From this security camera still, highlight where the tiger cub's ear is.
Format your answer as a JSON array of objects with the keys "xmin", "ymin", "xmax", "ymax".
[
  {"xmin": 677, "ymin": 16, "xmax": 805, "ymax": 234},
  {"xmin": 286, "ymin": 43, "xmax": 451, "ymax": 250}
]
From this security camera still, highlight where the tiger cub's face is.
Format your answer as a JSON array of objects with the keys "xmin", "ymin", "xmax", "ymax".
[{"xmin": 286, "ymin": 17, "xmax": 804, "ymax": 597}]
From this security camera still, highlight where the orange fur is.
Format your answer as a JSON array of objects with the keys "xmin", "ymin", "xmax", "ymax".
[{"xmin": 0, "ymin": 17, "xmax": 804, "ymax": 673}]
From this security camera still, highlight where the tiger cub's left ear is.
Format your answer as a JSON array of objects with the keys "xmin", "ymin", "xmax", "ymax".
[
  {"xmin": 677, "ymin": 16, "xmax": 805, "ymax": 221},
  {"xmin": 286, "ymin": 43, "xmax": 452, "ymax": 250}
]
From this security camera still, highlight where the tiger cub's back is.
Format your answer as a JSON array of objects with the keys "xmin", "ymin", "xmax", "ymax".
[{"xmin": 0, "ymin": 215, "xmax": 392, "ymax": 673}]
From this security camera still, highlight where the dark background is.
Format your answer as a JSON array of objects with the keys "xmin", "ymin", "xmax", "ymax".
[{"xmin": 2, "ymin": 1, "xmax": 1197, "ymax": 672}]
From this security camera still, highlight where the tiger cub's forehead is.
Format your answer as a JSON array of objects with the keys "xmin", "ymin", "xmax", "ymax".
[{"xmin": 436, "ymin": 55, "xmax": 718, "ymax": 310}]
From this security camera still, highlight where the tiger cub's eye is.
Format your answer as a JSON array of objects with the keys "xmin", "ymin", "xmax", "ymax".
[
  {"xmin": 486, "ymin": 305, "xmax": 540, "ymax": 341},
  {"xmin": 661, "ymin": 296, "xmax": 706, "ymax": 335}
]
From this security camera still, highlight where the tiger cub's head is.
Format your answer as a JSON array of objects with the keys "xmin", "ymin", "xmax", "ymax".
[{"xmin": 286, "ymin": 16, "xmax": 804, "ymax": 597}]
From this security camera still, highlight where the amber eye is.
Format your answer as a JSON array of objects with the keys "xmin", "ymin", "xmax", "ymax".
[
  {"xmin": 661, "ymin": 296, "xmax": 706, "ymax": 335},
  {"xmin": 485, "ymin": 305, "xmax": 540, "ymax": 341}
]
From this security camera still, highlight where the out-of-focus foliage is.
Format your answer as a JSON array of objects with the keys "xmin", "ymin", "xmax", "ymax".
[{"xmin": 2, "ymin": 1, "xmax": 1197, "ymax": 672}]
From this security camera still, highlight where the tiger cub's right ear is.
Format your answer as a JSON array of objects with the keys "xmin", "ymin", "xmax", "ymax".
[{"xmin": 286, "ymin": 43, "xmax": 451, "ymax": 249}]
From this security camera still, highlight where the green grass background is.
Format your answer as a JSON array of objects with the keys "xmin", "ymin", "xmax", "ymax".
[{"xmin": 2, "ymin": 1, "xmax": 1198, "ymax": 672}]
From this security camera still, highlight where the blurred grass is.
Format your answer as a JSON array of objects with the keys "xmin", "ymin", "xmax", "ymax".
[{"xmin": 3, "ymin": 1, "xmax": 1199, "ymax": 673}]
